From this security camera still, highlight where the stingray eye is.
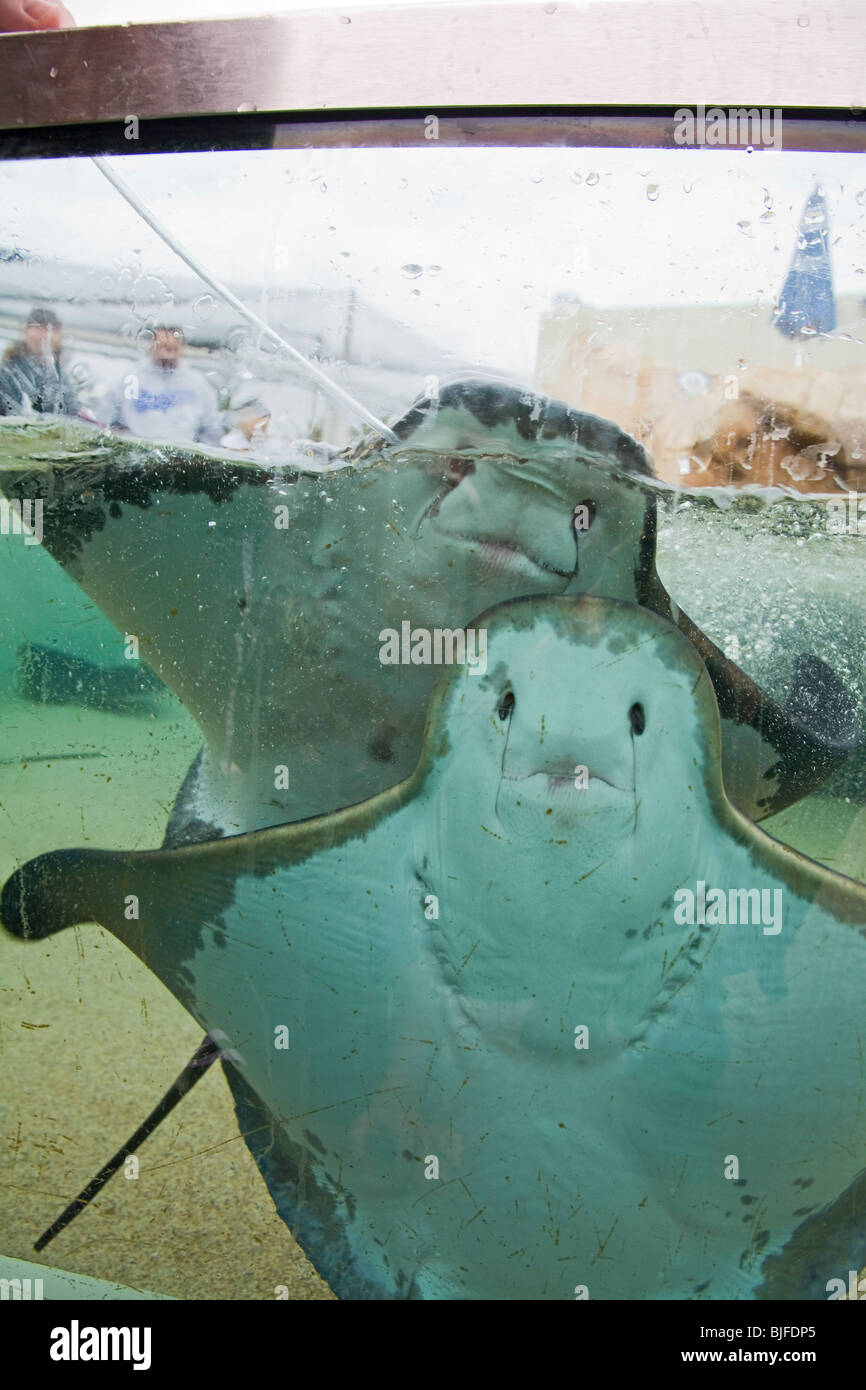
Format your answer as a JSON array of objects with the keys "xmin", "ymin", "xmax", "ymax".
[
  {"xmin": 497, "ymin": 690, "xmax": 515, "ymax": 721},
  {"xmin": 629, "ymin": 702, "xmax": 646, "ymax": 736},
  {"xmin": 572, "ymin": 499, "xmax": 596, "ymax": 534}
]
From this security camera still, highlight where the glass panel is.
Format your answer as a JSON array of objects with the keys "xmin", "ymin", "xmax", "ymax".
[{"xmin": 1, "ymin": 129, "xmax": 865, "ymax": 1302}]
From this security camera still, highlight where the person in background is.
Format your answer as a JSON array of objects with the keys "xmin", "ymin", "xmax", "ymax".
[
  {"xmin": 0, "ymin": 306, "xmax": 82, "ymax": 416},
  {"xmin": 99, "ymin": 325, "xmax": 224, "ymax": 446},
  {"xmin": 684, "ymin": 393, "xmax": 851, "ymax": 494}
]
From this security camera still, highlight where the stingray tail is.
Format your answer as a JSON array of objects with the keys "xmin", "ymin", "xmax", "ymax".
[{"xmin": 33, "ymin": 1032, "xmax": 225, "ymax": 1252}]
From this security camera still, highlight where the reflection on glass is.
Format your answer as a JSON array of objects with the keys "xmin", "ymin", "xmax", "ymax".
[{"xmin": 1, "ymin": 139, "xmax": 865, "ymax": 1302}]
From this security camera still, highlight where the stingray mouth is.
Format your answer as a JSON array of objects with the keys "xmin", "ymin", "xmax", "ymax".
[
  {"xmin": 438, "ymin": 530, "xmax": 573, "ymax": 578},
  {"xmin": 501, "ymin": 767, "xmax": 633, "ymax": 795}
]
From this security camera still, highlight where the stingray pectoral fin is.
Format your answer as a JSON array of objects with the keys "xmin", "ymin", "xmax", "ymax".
[
  {"xmin": 1, "ymin": 848, "xmax": 110, "ymax": 941},
  {"xmin": 1, "ymin": 787, "xmax": 407, "ymax": 1008},
  {"xmin": 672, "ymin": 605, "xmax": 860, "ymax": 820},
  {"xmin": 0, "ymin": 843, "xmax": 239, "ymax": 1009}
]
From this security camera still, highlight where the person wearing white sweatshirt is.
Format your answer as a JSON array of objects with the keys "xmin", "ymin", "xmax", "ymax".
[{"xmin": 100, "ymin": 326, "xmax": 224, "ymax": 446}]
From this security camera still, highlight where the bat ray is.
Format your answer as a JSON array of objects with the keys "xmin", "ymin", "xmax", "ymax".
[
  {"xmin": 4, "ymin": 594, "xmax": 866, "ymax": 1300},
  {"xmin": 0, "ymin": 379, "xmax": 857, "ymax": 844}
]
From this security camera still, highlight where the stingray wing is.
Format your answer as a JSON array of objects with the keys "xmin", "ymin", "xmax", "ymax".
[
  {"xmin": 0, "ymin": 417, "xmax": 331, "ymax": 748},
  {"xmin": 0, "ymin": 781, "xmax": 435, "ymax": 1298}
]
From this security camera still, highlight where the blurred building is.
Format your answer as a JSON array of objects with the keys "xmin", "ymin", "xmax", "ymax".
[{"xmin": 537, "ymin": 292, "xmax": 866, "ymax": 484}]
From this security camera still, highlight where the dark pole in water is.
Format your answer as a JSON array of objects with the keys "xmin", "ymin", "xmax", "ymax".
[{"xmin": 34, "ymin": 1032, "xmax": 227, "ymax": 1253}]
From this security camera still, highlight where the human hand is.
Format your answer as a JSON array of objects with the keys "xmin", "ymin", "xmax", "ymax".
[{"xmin": 0, "ymin": 0, "xmax": 75, "ymax": 31}]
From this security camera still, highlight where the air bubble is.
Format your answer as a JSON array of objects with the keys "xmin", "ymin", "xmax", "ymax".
[
  {"xmin": 49, "ymin": 67, "xmax": 58, "ymax": 78},
  {"xmin": 401, "ymin": 264, "xmax": 423, "ymax": 279},
  {"xmin": 237, "ymin": 101, "xmax": 257, "ymax": 113},
  {"xmin": 646, "ymin": 185, "xmax": 660, "ymax": 202},
  {"xmin": 586, "ymin": 172, "xmax": 600, "ymax": 187},
  {"xmin": 797, "ymin": 13, "xmax": 809, "ymax": 26}
]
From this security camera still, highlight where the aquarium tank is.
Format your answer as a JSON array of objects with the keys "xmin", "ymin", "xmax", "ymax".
[{"xmin": 0, "ymin": 7, "xmax": 865, "ymax": 1305}]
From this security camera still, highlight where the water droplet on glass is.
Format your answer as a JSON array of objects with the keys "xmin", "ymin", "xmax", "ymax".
[
  {"xmin": 193, "ymin": 294, "xmax": 217, "ymax": 321},
  {"xmin": 543, "ymin": 3, "xmax": 557, "ymax": 12},
  {"xmin": 401, "ymin": 264, "xmax": 423, "ymax": 279},
  {"xmin": 399, "ymin": 178, "xmax": 408, "ymax": 189},
  {"xmin": 737, "ymin": 221, "xmax": 752, "ymax": 236},
  {"xmin": 49, "ymin": 67, "xmax": 58, "ymax": 78},
  {"xmin": 530, "ymin": 173, "xmax": 544, "ymax": 185},
  {"xmin": 682, "ymin": 180, "xmax": 694, "ymax": 194},
  {"xmin": 427, "ymin": 265, "xmax": 442, "ymax": 277},
  {"xmin": 797, "ymin": 13, "xmax": 809, "ymax": 26},
  {"xmin": 586, "ymin": 172, "xmax": 600, "ymax": 187},
  {"xmin": 237, "ymin": 101, "xmax": 257, "ymax": 113},
  {"xmin": 411, "ymin": 289, "xmax": 421, "ymax": 297},
  {"xmin": 571, "ymin": 172, "xmax": 582, "ymax": 185},
  {"xmin": 745, "ymin": 145, "xmax": 754, "ymax": 154},
  {"xmin": 646, "ymin": 184, "xmax": 660, "ymax": 202},
  {"xmin": 857, "ymin": 189, "xmax": 866, "ymax": 206}
]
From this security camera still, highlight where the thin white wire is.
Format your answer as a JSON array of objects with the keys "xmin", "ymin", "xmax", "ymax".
[{"xmin": 91, "ymin": 155, "xmax": 399, "ymax": 443}]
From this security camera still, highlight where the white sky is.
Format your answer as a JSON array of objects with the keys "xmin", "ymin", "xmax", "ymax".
[{"xmin": 2, "ymin": 146, "xmax": 864, "ymax": 374}]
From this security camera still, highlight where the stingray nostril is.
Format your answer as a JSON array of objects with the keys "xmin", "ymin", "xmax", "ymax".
[
  {"xmin": 497, "ymin": 690, "xmax": 515, "ymax": 721},
  {"xmin": 629, "ymin": 702, "xmax": 646, "ymax": 736},
  {"xmin": 445, "ymin": 457, "xmax": 476, "ymax": 486}
]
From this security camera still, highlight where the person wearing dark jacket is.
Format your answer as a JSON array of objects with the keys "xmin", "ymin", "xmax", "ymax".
[{"xmin": 0, "ymin": 306, "xmax": 82, "ymax": 417}]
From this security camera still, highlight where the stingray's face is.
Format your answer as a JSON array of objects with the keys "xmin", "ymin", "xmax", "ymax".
[
  {"xmin": 343, "ymin": 445, "xmax": 653, "ymax": 638},
  {"xmin": 434, "ymin": 599, "xmax": 716, "ymax": 881},
  {"xmin": 307, "ymin": 452, "xmax": 572, "ymax": 644},
  {"xmin": 419, "ymin": 451, "xmax": 652, "ymax": 608}
]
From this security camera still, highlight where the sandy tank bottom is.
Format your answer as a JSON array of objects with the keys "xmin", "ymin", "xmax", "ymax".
[{"xmin": 0, "ymin": 684, "xmax": 334, "ymax": 1301}]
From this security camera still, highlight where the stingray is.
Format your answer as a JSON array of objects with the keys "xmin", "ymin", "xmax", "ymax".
[
  {"xmin": 4, "ymin": 594, "xmax": 866, "ymax": 1300},
  {"xmin": 16, "ymin": 642, "xmax": 164, "ymax": 715},
  {"xmin": 0, "ymin": 378, "xmax": 858, "ymax": 845}
]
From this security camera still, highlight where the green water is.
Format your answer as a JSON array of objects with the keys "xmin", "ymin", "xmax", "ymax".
[{"xmin": 1, "ymin": 490, "xmax": 864, "ymax": 1301}]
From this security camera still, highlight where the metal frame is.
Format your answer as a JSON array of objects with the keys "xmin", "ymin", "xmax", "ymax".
[{"xmin": 0, "ymin": 3, "xmax": 865, "ymax": 132}]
